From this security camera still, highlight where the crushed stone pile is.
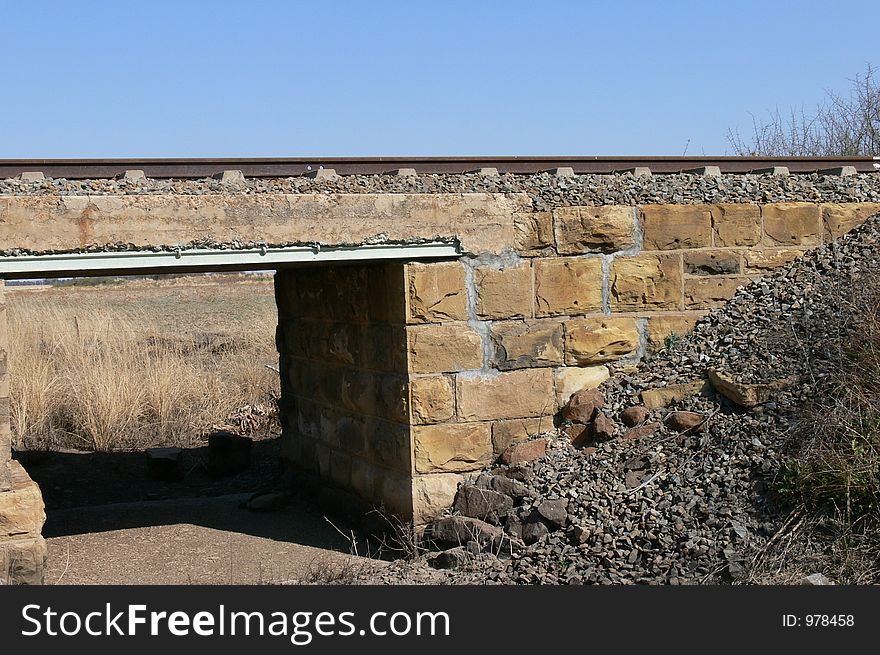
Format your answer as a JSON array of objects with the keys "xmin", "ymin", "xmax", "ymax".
[{"xmin": 371, "ymin": 212, "xmax": 880, "ymax": 585}]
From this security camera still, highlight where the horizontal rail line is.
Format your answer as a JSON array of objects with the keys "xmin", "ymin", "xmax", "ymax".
[{"xmin": 0, "ymin": 156, "xmax": 877, "ymax": 179}]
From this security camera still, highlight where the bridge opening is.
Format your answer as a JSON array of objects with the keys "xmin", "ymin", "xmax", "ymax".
[{"xmin": 0, "ymin": 242, "xmax": 459, "ymax": 584}]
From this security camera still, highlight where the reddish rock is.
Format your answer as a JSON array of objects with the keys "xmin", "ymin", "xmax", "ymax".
[
  {"xmin": 665, "ymin": 411, "xmax": 706, "ymax": 432},
  {"xmin": 582, "ymin": 447, "xmax": 598, "ymax": 456},
  {"xmin": 499, "ymin": 438, "xmax": 548, "ymax": 465},
  {"xmin": 591, "ymin": 413, "xmax": 618, "ymax": 442},
  {"xmin": 620, "ymin": 405, "xmax": 650, "ymax": 427},
  {"xmin": 564, "ymin": 423, "xmax": 590, "ymax": 448},
  {"xmin": 621, "ymin": 422, "xmax": 661, "ymax": 441},
  {"xmin": 563, "ymin": 389, "xmax": 605, "ymax": 424}
]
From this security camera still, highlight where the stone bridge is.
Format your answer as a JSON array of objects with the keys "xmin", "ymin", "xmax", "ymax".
[{"xmin": 1, "ymin": 181, "xmax": 878, "ymax": 583}]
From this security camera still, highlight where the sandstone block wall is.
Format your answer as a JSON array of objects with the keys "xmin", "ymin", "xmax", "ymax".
[
  {"xmin": 515, "ymin": 201, "xmax": 880, "ymax": 351},
  {"xmin": 275, "ymin": 263, "xmax": 415, "ymax": 517},
  {"xmin": 274, "ymin": 200, "xmax": 880, "ymax": 524},
  {"xmin": 404, "ymin": 201, "xmax": 880, "ymax": 521},
  {"xmin": 0, "ymin": 460, "xmax": 47, "ymax": 584}
]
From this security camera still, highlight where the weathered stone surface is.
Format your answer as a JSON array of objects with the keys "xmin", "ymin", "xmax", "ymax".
[
  {"xmin": 563, "ymin": 388, "xmax": 605, "ymax": 424},
  {"xmin": 503, "ymin": 514, "xmax": 523, "ymax": 540},
  {"xmin": 426, "ymin": 546, "xmax": 470, "ymax": 570},
  {"xmin": 620, "ymin": 405, "xmax": 650, "ymax": 427},
  {"xmin": 646, "ymin": 313, "xmax": 703, "ymax": 349},
  {"xmin": 490, "ymin": 320, "xmax": 563, "ymax": 369},
  {"xmin": 410, "ymin": 375, "xmax": 455, "ymax": 424},
  {"xmin": 564, "ymin": 317, "xmax": 640, "ymax": 365},
  {"xmin": 1, "ymin": 535, "xmax": 47, "ymax": 585},
  {"xmin": 376, "ymin": 471, "xmax": 415, "ymax": 519},
  {"xmin": 522, "ymin": 518, "xmax": 549, "ymax": 545},
  {"xmin": 537, "ymin": 499, "xmax": 569, "ymax": 529},
  {"xmin": 413, "ymin": 423, "xmax": 492, "ymax": 474},
  {"xmin": 572, "ymin": 525, "xmax": 592, "ymax": 544},
  {"xmin": 621, "ymin": 422, "xmax": 661, "ymax": 440},
  {"xmin": 412, "ymin": 473, "xmax": 463, "ymax": 523},
  {"xmin": 665, "ymin": 411, "xmax": 706, "ymax": 432},
  {"xmin": 761, "ymin": 203, "xmax": 822, "ymax": 246},
  {"xmin": 565, "ymin": 423, "xmax": 591, "ymax": 448},
  {"xmin": 801, "ymin": 572, "xmax": 834, "ymax": 586},
  {"xmin": 514, "ymin": 211, "xmax": 554, "ymax": 255},
  {"xmin": 625, "ymin": 469, "xmax": 646, "ymax": 489},
  {"xmin": 475, "ymin": 263, "xmax": 532, "ymax": 319},
  {"xmin": 430, "ymin": 516, "xmax": 507, "ymax": 550},
  {"xmin": 497, "ymin": 464, "xmax": 534, "ymax": 484},
  {"xmin": 610, "ymin": 254, "xmax": 683, "ymax": 310},
  {"xmin": 708, "ymin": 369, "xmax": 797, "ymax": 407},
  {"xmin": 821, "ymin": 203, "xmax": 880, "ymax": 239},
  {"xmin": 591, "ymin": 413, "xmax": 618, "ymax": 442},
  {"xmin": 0, "ymin": 192, "xmax": 528, "ymax": 257},
  {"xmin": 348, "ymin": 457, "xmax": 378, "ymax": 500},
  {"xmin": 484, "ymin": 475, "xmax": 531, "ymax": 501},
  {"xmin": 407, "ymin": 262, "xmax": 468, "ymax": 323},
  {"xmin": 684, "ymin": 250, "xmax": 741, "ymax": 275},
  {"xmin": 711, "ymin": 204, "xmax": 762, "ymax": 246},
  {"xmin": 553, "ymin": 365, "xmax": 610, "ymax": 406},
  {"xmin": 554, "ymin": 205, "xmax": 635, "ymax": 254},
  {"xmin": 534, "ymin": 258, "xmax": 604, "ymax": 316},
  {"xmin": 491, "ymin": 417, "xmax": 550, "ymax": 454},
  {"xmin": 640, "ymin": 205, "xmax": 712, "ymax": 250},
  {"xmin": 0, "ymin": 462, "xmax": 46, "ymax": 538},
  {"xmin": 684, "ymin": 276, "xmax": 748, "ymax": 309},
  {"xmin": 640, "ymin": 380, "xmax": 709, "ymax": 408},
  {"xmin": 329, "ymin": 450, "xmax": 352, "ymax": 488},
  {"xmin": 277, "ymin": 263, "xmax": 407, "ymax": 326},
  {"xmin": 743, "ymin": 248, "xmax": 806, "ymax": 272},
  {"xmin": 499, "ymin": 438, "xmax": 548, "ymax": 465},
  {"xmin": 456, "ymin": 368, "xmax": 555, "ymax": 421},
  {"xmin": 408, "ymin": 323, "xmax": 483, "ymax": 374},
  {"xmin": 454, "ymin": 485, "xmax": 514, "ymax": 525}
]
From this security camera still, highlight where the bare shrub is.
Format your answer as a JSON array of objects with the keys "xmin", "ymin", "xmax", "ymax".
[
  {"xmin": 728, "ymin": 63, "xmax": 880, "ymax": 156},
  {"xmin": 766, "ymin": 276, "xmax": 880, "ymax": 583}
]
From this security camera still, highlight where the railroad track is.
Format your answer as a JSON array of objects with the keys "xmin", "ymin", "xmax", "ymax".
[{"xmin": 0, "ymin": 156, "xmax": 877, "ymax": 179}]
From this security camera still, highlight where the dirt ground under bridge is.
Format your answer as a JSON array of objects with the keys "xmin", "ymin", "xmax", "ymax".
[
  {"xmin": 43, "ymin": 494, "xmax": 382, "ymax": 585},
  {"xmin": 20, "ymin": 436, "xmax": 384, "ymax": 585}
]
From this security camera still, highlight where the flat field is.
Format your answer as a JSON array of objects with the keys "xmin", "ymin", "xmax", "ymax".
[{"xmin": 6, "ymin": 274, "xmax": 280, "ymax": 452}]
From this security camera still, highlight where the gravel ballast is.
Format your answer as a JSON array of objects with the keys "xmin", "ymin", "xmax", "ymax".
[{"xmin": 2, "ymin": 172, "xmax": 880, "ymax": 210}]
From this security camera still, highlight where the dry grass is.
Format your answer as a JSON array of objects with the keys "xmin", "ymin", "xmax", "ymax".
[
  {"xmin": 763, "ymin": 277, "xmax": 880, "ymax": 583},
  {"xmin": 7, "ymin": 277, "xmax": 280, "ymax": 452}
]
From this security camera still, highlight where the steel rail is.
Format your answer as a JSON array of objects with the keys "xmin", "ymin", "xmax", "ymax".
[{"xmin": 0, "ymin": 156, "xmax": 877, "ymax": 179}]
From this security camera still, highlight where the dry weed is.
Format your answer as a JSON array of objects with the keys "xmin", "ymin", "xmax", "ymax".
[{"xmin": 7, "ymin": 290, "xmax": 279, "ymax": 451}]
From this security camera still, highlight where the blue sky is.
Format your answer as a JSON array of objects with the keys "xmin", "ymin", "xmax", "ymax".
[{"xmin": 0, "ymin": 1, "xmax": 877, "ymax": 157}]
